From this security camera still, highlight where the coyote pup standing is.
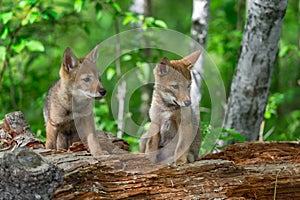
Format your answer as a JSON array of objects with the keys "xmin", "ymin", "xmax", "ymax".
[
  {"xmin": 43, "ymin": 44, "xmax": 106, "ymax": 155},
  {"xmin": 140, "ymin": 51, "xmax": 201, "ymax": 165}
]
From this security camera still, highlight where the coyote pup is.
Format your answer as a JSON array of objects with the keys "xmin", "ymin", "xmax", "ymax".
[
  {"xmin": 43, "ymin": 44, "xmax": 106, "ymax": 155},
  {"xmin": 140, "ymin": 51, "xmax": 201, "ymax": 165}
]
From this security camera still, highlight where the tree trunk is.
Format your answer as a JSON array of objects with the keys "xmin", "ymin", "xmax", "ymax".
[
  {"xmin": 129, "ymin": 0, "xmax": 151, "ymax": 16},
  {"xmin": 223, "ymin": 0, "xmax": 288, "ymax": 141},
  {"xmin": 2, "ymin": 142, "xmax": 299, "ymax": 199},
  {"xmin": 190, "ymin": 0, "xmax": 210, "ymax": 155},
  {"xmin": 129, "ymin": 0, "xmax": 152, "ymax": 126},
  {"xmin": 190, "ymin": 0, "xmax": 210, "ymax": 118}
]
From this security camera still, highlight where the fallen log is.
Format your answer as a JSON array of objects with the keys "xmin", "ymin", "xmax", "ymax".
[
  {"xmin": 45, "ymin": 142, "xmax": 300, "ymax": 199},
  {"xmin": 1, "ymin": 112, "xmax": 300, "ymax": 199},
  {"xmin": 1, "ymin": 142, "xmax": 300, "ymax": 199}
]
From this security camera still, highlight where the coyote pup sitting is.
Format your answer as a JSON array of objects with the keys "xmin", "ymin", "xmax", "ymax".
[
  {"xmin": 43, "ymin": 44, "xmax": 107, "ymax": 156},
  {"xmin": 140, "ymin": 51, "xmax": 201, "ymax": 165}
]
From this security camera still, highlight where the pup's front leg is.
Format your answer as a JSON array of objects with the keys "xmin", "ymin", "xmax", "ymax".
[
  {"xmin": 77, "ymin": 114, "xmax": 103, "ymax": 157},
  {"xmin": 174, "ymin": 108, "xmax": 193, "ymax": 165},
  {"xmin": 87, "ymin": 133, "xmax": 104, "ymax": 156},
  {"xmin": 45, "ymin": 121, "xmax": 58, "ymax": 149},
  {"xmin": 144, "ymin": 122, "xmax": 160, "ymax": 162}
]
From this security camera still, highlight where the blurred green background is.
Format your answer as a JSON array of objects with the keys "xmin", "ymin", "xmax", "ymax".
[{"xmin": 0, "ymin": 0, "xmax": 299, "ymax": 152}]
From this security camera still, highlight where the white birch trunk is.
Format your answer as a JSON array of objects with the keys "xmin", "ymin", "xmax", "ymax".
[
  {"xmin": 190, "ymin": 0, "xmax": 210, "ymax": 110},
  {"xmin": 129, "ymin": 0, "xmax": 150, "ymax": 16},
  {"xmin": 129, "ymin": 0, "xmax": 152, "ymax": 127},
  {"xmin": 190, "ymin": 0, "xmax": 210, "ymax": 155},
  {"xmin": 223, "ymin": 0, "xmax": 288, "ymax": 141}
]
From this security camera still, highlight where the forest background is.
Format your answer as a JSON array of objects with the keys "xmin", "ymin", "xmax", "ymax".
[{"xmin": 0, "ymin": 0, "xmax": 299, "ymax": 153}]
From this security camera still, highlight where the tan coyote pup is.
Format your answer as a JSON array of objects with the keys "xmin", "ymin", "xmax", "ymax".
[
  {"xmin": 140, "ymin": 51, "xmax": 201, "ymax": 165},
  {"xmin": 43, "ymin": 44, "xmax": 107, "ymax": 155}
]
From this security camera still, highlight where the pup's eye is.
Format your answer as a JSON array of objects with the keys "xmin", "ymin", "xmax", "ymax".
[
  {"xmin": 171, "ymin": 85, "xmax": 179, "ymax": 89},
  {"xmin": 83, "ymin": 77, "xmax": 90, "ymax": 82}
]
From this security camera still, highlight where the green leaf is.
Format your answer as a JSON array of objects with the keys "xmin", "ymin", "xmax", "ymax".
[
  {"xmin": 74, "ymin": 0, "xmax": 83, "ymax": 13},
  {"xmin": 0, "ymin": 12, "xmax": 13, "ymax": 24},
  {"xmin": 142, "ymin": 22, "xmax": 148, "ymax": 30},
  {"xmin": 264, "ymin": 111, "xmax": 271, "ymax": 119},
  {"xmin": 28, "ymin": 0, "xmax": 38, "ymax": 5},
  {"xmin": 0, "ymin": 27, "xmax": 9, "ymax": 39},
  {"xmin": 26, "ymin": 40, "xmax": 45, "ymax": 52},
  {"xmin": 18, "ymin": 1, "xmax": 28, "ymax": 7},
  {"xmin": 154, "ymin": 20, "xmax": 168, "ymax": 28},
  {"xmin": 12, "ymin": 41, "xmax": 26, "ymax": 53},
  {"xmin": 43, "ymin": 10, "xmax": 60, "ymax": 20},
  {"xmin": 106, "ymin": 68, "xmax": 116, "ymax": 80},
  {"xmin": 0, "ymin": 46, "xmax": 6, "ymax": 62},
  {"xmin": 122, "ymin": 13, "xmax": 134, "ymax": 25},
  {"xmin": 279, "ymin": 45, "xmax": 289, "ymax": 57},
  {"xmin": 112, "ymin": 3, "xmax": 122, "ymax": 13},
  {"xmin": 121, "ymin": 54, "xmax": 132, "ymax": 62},
  {"xmin": 95, "ymin": 3, "xmax": 103, "ymax": 20},
  {"xmin": 145, "ymin": 17, "xmax": 154, "ymax": 24},
  {"xmin": 28, "ymin": 11, "xmax": 40, "ymax": 24},
  {"xmin": 137, "ymin": 15, "xmax": 144, "ymax": 21},
  {"xmin": 228, "ymin": 129, "xmax": 246, "ymax": 142}
]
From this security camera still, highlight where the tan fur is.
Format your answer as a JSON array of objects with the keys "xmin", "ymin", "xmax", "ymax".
[
  {"xmin": 43, "ymin": 44, "xmax": 106, "ymax": 156},
  {"xmin": 140, "ymin": 50, "xmax": 201, "ymax": 165},
  {"xmin": 169, "ymin": 59, "xmax": 192, "ymax": 80}
]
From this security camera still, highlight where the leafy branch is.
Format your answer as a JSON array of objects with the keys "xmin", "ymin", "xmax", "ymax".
[{"xmin": 0, "ymin": 1, "xmax": 40, "ymax": 83}]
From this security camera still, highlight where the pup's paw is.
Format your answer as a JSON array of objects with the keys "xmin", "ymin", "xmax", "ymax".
[
  {"xmin": 111, "ymin": 146, "xmax": 127, "ymax": 154},
  {"xmin": 187, "ymin": 152, "xmax": 195, "ymax": 163},
  {"xmin": 102, "ymin": 150, "xmax": 110, "ymax": 155},
  {"xmin": 174, "ymin": 156, "xmax": 188, "ymax": 166},
  {"xmin": 145, "ymin": 153, "xmax": 157, "ymax": 163}
]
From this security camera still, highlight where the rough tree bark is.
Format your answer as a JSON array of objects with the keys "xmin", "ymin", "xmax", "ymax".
[
  {"xmin": 2, "ymin": 142, "xmax": 300, "ymax": 199},
  {"xmin": 223, "ymin": 0, "xmax": 288, "ymax": 141},
  {"xmin": 1, "ymin": 113, "xmax": 299, "ymax": 199}
]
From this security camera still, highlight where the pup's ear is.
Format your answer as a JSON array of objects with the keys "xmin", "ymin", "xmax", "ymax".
[
  {"xmin": 63, "ymin": 48, "xmax": 78, "ymax": 72},
  {"xmin": 157, "ymin": 57, "xmax": 170, "ymax": 75},
  {"xmin": 85, "ymin": 44, "xmax": 100, "ymax": 63},
  {"xmin": 183, "ymin": 50, "xmax": 201, "ymax": 70}
]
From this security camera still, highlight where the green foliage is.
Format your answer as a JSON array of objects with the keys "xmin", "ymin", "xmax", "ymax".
[
  {"xmin": 94, "ymin": 100, "xmax": 117, "ymax": 133},
  {"xmin": 264, "ymin": 93, "xmax": 284, "ymax": 120},
  {"xmin": 220, "ymin": 128, "xmax": 246, "ymax": 143},
  {"xmin": 200, "ymin": 125, "xmax": 247, "ymax": 153},
  {"xmin": 123, "ymin": 12, "xmax": 168, "ymax": 29}
]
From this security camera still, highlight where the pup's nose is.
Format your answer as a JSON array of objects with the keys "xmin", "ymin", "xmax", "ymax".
[
  {"xmin": 184, "ymin": 100, "xmax": 191, "ymax": 106},
  {"xmin": 99, "ymin": 88, "xmax": 106, "ymax": 96}
]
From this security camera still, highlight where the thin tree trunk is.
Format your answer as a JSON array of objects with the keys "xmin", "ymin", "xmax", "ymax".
[
  {"xmin": 190, "ymin": 0, "xmax": 210, "ymax": 154},
  {"xmin": 129, "ymin": 0, "xmax": 152, "ymax": 124},
  {"xmin": 223, "ymin": 0, "xmax": 288, "ymax": 141},
  {"xmin": 236, "ymin": 0, "xmax": 245, "ymax": 30},
  {"xmin": 115, "ymin": 19, "xmax": 126, "ymax": 139},
  {"xmin": 190, "ymin": 0, "xmax": 210, "ymax": 106},
  {"xmin": 129, "ymin": 0, "xmax": 151, "ymax": 16}
]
